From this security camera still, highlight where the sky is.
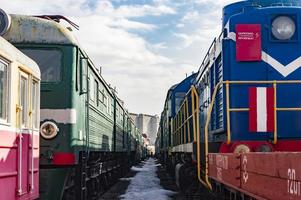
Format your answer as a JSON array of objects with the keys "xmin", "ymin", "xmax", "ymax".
[{"xmin": 1, "ymin": 0, "xmax": 238, "ymax": 115}]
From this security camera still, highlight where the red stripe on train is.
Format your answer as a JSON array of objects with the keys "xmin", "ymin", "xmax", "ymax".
[
  {"xmin": 53, "ymin": 152, "xmax": 76, "ymax": 165},
  {"xmin": 249, "ymin": 88, "xmax": 257, "ymax": 132}
]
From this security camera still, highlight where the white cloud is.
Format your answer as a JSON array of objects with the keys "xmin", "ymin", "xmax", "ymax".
[
  {"xmin": 174, "ymin": 0, "xmax": 235, "ymax": 51},
  {"xmin": 114, "ymin": 4, "xmax": 176, "ymax": 18},
  {"xmin": 151, "ymin": 42, "xmax": 168, "ymax": 49},
  {"xmin": 194, "ymin": 0, "xmax": 237, "ymax": 5},
  {"xmin": 174, "ymin": 32, "xmax": 201, "ymax": 48},
  {"xmin": 74, "ymin": 16, "xmax": 172, "ymax": 66},
  {"xmin": 0, "ymin": 0, "xmax": 242, "ymax": 115},
  {"xmin": 176, "ymin": 23, "xmax": 184, "ymax": 28},
  {"xmin": 181, "ymin": 10, "xmax": 200, "ymax": 22},
  {"xmin": 110, "ymin": 18, "xmax": 157, "ymax": 31},
  {"xmin": 0, "ymin": 0, "xmax": 178, "ymax": 115}
]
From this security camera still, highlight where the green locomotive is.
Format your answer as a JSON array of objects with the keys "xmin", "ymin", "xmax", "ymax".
[{"xmin": 3, "ymin": 14, "xmax": 144, "ymax": 199}]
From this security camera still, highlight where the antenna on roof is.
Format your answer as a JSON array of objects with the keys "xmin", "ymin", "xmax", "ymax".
[{"xmin": 34, "ymin": 15, "xmax": 79, "ymax": 30}]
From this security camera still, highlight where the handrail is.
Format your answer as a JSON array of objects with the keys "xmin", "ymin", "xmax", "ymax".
[
  {"xmin": 206, "ymin": 80, "xmax": 301, "ymax": 147},
  {"xmin": 192, "ymin": 86, "xmax": 212, "ymax": 190},
  {"xmin": 171, "ymin": 85, "xmax": 212, "ymax": 189},
  {"xmin": 273, "ymin": 82, "xmax": 277, "ymax": 144},
  {"xmin": 226, "ymin": 81, "xmax": 231, "ymax": 145},
  {"xmin": 203, "ymin": 81, "xmax": 223, "ymax": 190},
  {"xmin": 172, "ymin": 80, "xmax": 301, "ymax": 191},
  {"xmin": 172, "ymin": 86, "xmax": 199, "ymax": 145},
  {"xmin": 185, "ymin": 99, "xmax": 191, "ymax": 142},
  {"xmin": 191, "ymin": 89, "xmax": 197, "ymax": 143}
]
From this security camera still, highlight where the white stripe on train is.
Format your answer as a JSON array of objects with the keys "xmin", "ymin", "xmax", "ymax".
[
  {"xmin": 256, "ymin": 87, "xmax": 267, "ymax": 132},
  {"xmin": 0, "ymin": 124, "xmax": 39, "ymax": 135},
  {"xmin": 40, "ymin": 108, "xmax": 77, "ymax": 124}
]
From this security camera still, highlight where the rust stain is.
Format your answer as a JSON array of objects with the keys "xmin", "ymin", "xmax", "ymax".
[{"xmin": 3, "ymin": 15, "xmax": 77, "ymax": 45}]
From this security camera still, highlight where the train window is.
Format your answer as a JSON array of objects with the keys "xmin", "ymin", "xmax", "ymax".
[
  {"xmin": 76, "ymin": 53, "xmax": 80, "ymax": 91},
  {"xmin": 120, "ymin": 109, "xmax": 122, "ymax": 122},
  {"xmin": 104, "ymin": 95, "xmax": 107, "ymax": 107},
  {"xmin": 0, "ymin": 60, "xmax": 7, "ymax": 121},
  {"xmin": 175, "ymin": 93, "xmax": 186, "ymax": 113},
  {"xmin": 111, "ymin": 99, "xmax": 114, "ymax": 116},
  {"xmin": 106, "ymin": 97, "xmax": 110, "ymax": 114},
  {"xmin": 101, "ymin": 89, "xmax": 105, "ymax": 103},
  {"xmin": 20, "ymin": 76, "xmax": 28, "ymax": 127},
  {"xmin": 167, "ymin": 100, "xmax": 171, "ymax": 116},
  {"xmin": 89, "ymin": 78, "xmax": 95, "ymax": 101},
  {"xmin": 98, "ymin": 85, "xmax": 104, "ymax": 104},
  {"xmin": 95, "ymin": 80, "xmax": 98, "ymax": 106},
  {"xmin": 102, "ymin": 90, "xmax": 105, "ymax": 103},
  {"xmin": 80, "ymin": 57, "xmax": 88, "ymax": 94},
  {"xmin": 32, "ymin": 80, "xmax": 39, "ymax": 128},
  {"xmin": 116, "ymin": 107, "xmax": 119, "ymax": 119},
  {"xmin": 21, "ymin": 49, "xmax": 62, "ymax": 82}
]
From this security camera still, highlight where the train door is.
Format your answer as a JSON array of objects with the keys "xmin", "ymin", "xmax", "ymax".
[{"xmin": 17, "ymin": 70, "xmax": 30, "ymax": 196}]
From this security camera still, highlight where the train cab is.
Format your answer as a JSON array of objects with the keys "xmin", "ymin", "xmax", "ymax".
[{"xmin": 0, "ymin": 10, "xmax": 40, "ymax": 200}]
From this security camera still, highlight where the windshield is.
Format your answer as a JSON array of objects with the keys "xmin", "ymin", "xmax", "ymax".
[
  {"xmin": 175, "ymin": 92, "xmax": 186, "ymax": 113},
  {"xmin": 21, "ymin": 49, "xmax": 62, "ymax": 82}
]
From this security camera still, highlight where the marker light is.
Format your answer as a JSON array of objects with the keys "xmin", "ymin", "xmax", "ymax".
[
  {"xmin": 272, "ymin": 16, "xmax": 296, "ymax": 40},
  {"xmin": 256, "ymin": 144, "xmax": 273, "ymax": 152},
  {"xmin": 40, "ymin": 121, "xmax": 59, "ymax": 139},
  {"xmin": 0, "ymin": 9, "xmax": 11, "ymax": 36}
]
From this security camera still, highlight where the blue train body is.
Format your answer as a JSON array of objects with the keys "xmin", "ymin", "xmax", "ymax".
[
  {"xmin": 158, "ymin": 73, "xmax": 196, "ymax": 159},
  {"xmin": 156, "ymin": 0, "xmax": 301, "ymax": 193},
  {"xmin": 195, "ymin": 0, "xmax": 301, "ymax": 144}
]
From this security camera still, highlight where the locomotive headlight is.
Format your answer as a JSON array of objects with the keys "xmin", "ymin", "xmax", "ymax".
[
  {"xmin": 40, "ymin": 121, "xmax": 59, "ymax": 139},
  {"xmin": 272, "ymin": 16, "xmax": 296, "ymax": 40},
  {"xmin": 0, "ymin": 8, "xmax": 11, "ymax": 36}
]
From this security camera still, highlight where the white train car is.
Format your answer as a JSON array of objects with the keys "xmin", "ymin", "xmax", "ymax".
[{"xmin": 0, "ymin": 9, "xmax": 41, "ymax": 200}]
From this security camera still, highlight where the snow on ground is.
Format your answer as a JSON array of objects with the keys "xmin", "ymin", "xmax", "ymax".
[
  {"xmin": 119, "ymin": 177, "xmax": 133, "ymax": 181},
  {"xmin": 120, "ymin": 158, "xmax": 176, "ymax": 200}
]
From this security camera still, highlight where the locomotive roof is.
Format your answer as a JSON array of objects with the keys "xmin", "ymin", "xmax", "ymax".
[
  {"xmin": 249, "ymin": 0, "xmax": 301, "ymax": 6},
  {"xmin": 3, "ymin": 14, "xmax": 78, "ymax": 45},
  {"xmin": 2, "ymin": 13, "xmax": 134, "ymax": 119},
  {"xmin": 162, "ymin": 73, "xmax": 196, "ymax": 112},
  {"xmin": 168, "ymin": 73, "xmax": 196, "ymax": 94},
  {"xmin": 0, "ymin": 36, "xmax": 40, "ymax": 78}
]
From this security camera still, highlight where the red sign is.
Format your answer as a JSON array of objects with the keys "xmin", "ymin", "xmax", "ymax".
[{"xmin": 236, "ymin": 24, "xmax": 261, "ymax": 61}]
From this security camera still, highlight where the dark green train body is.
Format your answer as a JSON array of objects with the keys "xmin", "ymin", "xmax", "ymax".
[{"xmin": 3, "ymin": 14, "xmax": 145, "ymax": 199}]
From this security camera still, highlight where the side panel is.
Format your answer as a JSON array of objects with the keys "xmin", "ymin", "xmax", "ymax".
[
  {"xmin": 87, "ymin": 65, "xmax": 114, "ymax": 151},
  {"xmin": 115, "ymin": 102, "xmax": 125, "ymax": 152},
  {"xmin": 209, "ymin": 153, "xmax": 301, "ymax": 200},
  {"xmin": 0, "ymin": 130, "xmax": 18, "ymax": 200}
]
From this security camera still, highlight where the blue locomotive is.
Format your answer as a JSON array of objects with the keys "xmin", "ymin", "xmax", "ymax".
[{"xmin": 156, "ymin": 0, "xmax": 301, "ymax": 196}]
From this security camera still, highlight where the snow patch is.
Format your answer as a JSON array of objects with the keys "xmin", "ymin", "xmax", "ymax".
[
  {"xmin": 130, "ymin": 166, "xmax": 149, "ymax": 172},
  {"xmin": 120, "ymin": 158, "xmax": 176, "ymax": 200},
  {"xmin": 119, "ymin": 177, "xmax": 133, "ymax": 181}
]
